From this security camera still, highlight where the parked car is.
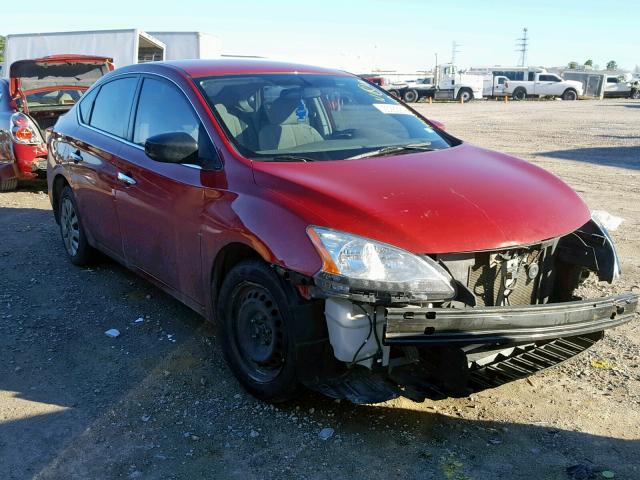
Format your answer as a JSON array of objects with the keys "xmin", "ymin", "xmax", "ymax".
[
  {"xmin": 603, "ymin": 75, "xmax": 640, "ymax": 99},
  {"xmin": 505, "ymin": 72, "xmax": 583, "ymax": 100},
  {"xmin": 48, "ymin": 59, "xmax": 638, "ymax": 404},
  {"xmin": 0, "ymin": 54, "xmax": 113, "ymax": 191}
]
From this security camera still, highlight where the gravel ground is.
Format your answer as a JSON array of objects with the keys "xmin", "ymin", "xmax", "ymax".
[{"xmin": 1, "ymin": 99, "xmax": 639, "ymax": 480}]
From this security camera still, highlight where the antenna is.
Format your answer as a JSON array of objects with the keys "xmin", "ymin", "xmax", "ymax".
[
  {"xmin": 516, "ymin": 28, "xmax": 528, "ymax": 67},
  {"xmin": 451, "ymin": 41, "xmax": 461, "ymax": 64}
]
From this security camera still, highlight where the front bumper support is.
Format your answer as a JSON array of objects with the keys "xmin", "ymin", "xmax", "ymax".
[{"xmin": 385, "ymin": 292, "xmax": 638, "ymax": 345}]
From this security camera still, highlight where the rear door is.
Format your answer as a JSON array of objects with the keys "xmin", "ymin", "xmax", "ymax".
[
  {"xmin": 69, "ymin": 75, "xmax": 139, "ymax": 260},
  {"xmin": 114, "ymin": 75, "xmax": 219, "ymax": 306}
]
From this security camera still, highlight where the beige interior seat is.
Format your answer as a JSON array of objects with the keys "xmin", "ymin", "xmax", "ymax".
[
  {"xmin": 215, "ymin": 103, "xmax": 257, "ymax": 149},
  {"xmin": 258, "ymin": 97, "xmax": 323, "ymax": 151}
]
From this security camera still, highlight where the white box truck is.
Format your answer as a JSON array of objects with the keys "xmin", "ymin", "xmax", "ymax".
[
  {"xmin": 2, "ymin": 29, "xmax": 166, "ymax": 75},
  {"xmin": 148, "ymin": 31, "xmax": 221, "ymax": 60}
]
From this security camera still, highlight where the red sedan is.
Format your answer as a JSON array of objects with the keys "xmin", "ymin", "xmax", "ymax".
[
  {"xmin": 0, "ymin": 54, "xmax": 113, "ymax": 190},
  {"xmin": 47, "ymin": 59, "xmax": 637, "ymax": 403}
]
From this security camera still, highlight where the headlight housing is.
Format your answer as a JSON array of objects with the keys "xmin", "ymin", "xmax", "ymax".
[{"xmin": 307, "ymin": 226, "xmax": 455, "ymax": 302}]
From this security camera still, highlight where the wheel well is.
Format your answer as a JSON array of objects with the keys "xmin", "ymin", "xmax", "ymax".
[
  {"xmin": 51, "ymin": 175, "xmax": 69, "ymax": 224},
  {"xmin": 211, "ymin": 242, "xmax": 263, "ymax": 308}
]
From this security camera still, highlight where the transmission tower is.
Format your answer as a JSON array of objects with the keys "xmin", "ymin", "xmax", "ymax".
[
  {"xmin": 451, "ymin": 41, "xmax": 461, "ymax": 64},
  {"xmin": 516, "ymin": 28, "xmax": 529, "ymax": 67}
]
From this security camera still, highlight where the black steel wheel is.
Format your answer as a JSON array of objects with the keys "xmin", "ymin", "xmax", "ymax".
[
  {"xmin": 512, "ymin": 88, "xmax": 527, "ymax": 101},
  {"xmin": 216, "ymin": 259, "xmax": 299, "ymax": 402},
  {"xmin": 403, "ymin": 89, "xmax": 419, "ymax": 103}
]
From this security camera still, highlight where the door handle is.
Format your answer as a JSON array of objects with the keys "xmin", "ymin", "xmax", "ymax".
[
  {"xmin": 69, "ymin": 150, "xmax": 83, "ymax": 163},
  {"xmin": 117, "ymin": 172, "xmax": 136, "ymax": 185}
]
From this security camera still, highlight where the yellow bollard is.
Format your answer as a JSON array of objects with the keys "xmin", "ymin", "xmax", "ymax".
[
  {"xmin": 460, "ymin": 96, "xmax": 464, "ymax": 104},
  {"xmin": 504, "ymin": 95, "xmax": 509, "ymax": 104},
  {"xmin": 428, "ymin": 96, "xmax": 432, "ymax": 105}
]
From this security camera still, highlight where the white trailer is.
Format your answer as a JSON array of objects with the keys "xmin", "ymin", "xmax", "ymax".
[
  {"xmin": 2, "ymin": 29, "xmax": 165, "ymax": 75},
  {"xmin": 147, "ymin": 32, "xmax": 221, "ymax": 60}
]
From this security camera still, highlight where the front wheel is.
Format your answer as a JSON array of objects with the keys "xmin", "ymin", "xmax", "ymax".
[
  {"xmin": 216, "ymin": 259, "xmax": 300, "ymax": 402},
  {"xmin": 58, "ymin": 186, "xmax": 95, "ymax": 265},
  {"xmin": 631, "ymin": 89, "xmax": 640, "ymax": 100},
  {"xmin": 562, "ymin": 89, "xmax": 578, "ymax": 101},
  {"xmin": 456, "ymin": 88, "xmax": 473, "ymax": 102}
]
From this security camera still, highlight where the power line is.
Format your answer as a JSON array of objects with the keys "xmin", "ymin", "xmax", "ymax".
[{"xmin": 516, "ymin": 27, "xmax": 528, "ymax": 67}]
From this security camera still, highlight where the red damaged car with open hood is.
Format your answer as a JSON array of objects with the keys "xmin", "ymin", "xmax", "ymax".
[
  {"xmin": 0, "ymin": 54, "xmax": 113, "ymax": 190},
  {"xmin": 47, "ymin": 59, "xmax": 638, "ymax": 403}
]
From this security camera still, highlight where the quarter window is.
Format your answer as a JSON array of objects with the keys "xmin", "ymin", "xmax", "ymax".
[
  {"xmin": 78, "ymin": 87, "xmax": 98, "ymax": 123},
  {"xmin": 89, "ymin": 77, "xmax": 138, "ymax": 138}
]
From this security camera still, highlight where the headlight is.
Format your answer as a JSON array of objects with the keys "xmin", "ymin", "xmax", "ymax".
[{"xmin": 307, "ymin": 226, "xmax": 455, "ymax": 301}]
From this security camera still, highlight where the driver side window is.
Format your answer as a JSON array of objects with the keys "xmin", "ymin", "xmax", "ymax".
[{"xmin": 133, "ymin": 77, "xmax": 220, "ymax": 168}]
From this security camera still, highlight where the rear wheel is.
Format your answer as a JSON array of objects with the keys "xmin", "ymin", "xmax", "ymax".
[
  {"xmin": 631, "ymin": 89, "xmax": 640, "ymax": 100},
  {"xmin": 216, "ymin": 259, "xmax": 299, "ymax": 402},
  {"xmin": 562, "ymin": 89, "xmax": 578, "ymax": 101},
  {"xmin": 0, "ymin": 177, "xmax": 18, "ymax": 192},
  {"xmin": 58, "ymin": 186, "xmax": 95, "ymax": 265},
  {"xmin": 403, "ymin": 89, "xmax": 419, "ymax": 103},
  {"xmin": 512, "ymin": 88, "xmax": 527, "ymax": 101},
  {"xmin": 388, "ymin": 89, "xmax": 400, "ymax": 98}
]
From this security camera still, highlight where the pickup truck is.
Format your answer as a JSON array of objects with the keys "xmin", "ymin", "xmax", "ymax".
[
  {"xmin": 386, "ymin": 78, "xmax": 435, "ymax": 103},
  {"xmin": 505, "ymin": 73, "xmax": 583, "ymax": 100},
  {"xmin": 604, "ymin": 75, "xmax": 640, "ymax": 99}
]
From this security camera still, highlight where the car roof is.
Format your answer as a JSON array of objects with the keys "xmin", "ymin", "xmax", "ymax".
[{"xmin": 120, "ymin": 58, "xmax": 350, "ymax": 78}]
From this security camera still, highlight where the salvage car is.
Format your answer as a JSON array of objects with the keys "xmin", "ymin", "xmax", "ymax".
[
  {"xmin": 0, "ymin": 54, "xmax": 113, "ymax": 191},
  {"xmin": 47, "ymin": 59, "xmax": 638, "ymax": 403}
]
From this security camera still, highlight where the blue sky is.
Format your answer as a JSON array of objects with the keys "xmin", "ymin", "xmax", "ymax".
[{"xmin": 2, "ymin": 0, "xmax": 638, "ymax": 72}]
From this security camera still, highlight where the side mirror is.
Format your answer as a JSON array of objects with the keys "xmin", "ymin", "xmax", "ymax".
[
  {"xmin": 144, "ymin": 132, "xmax": 198, "ymax": 164},
  {"xmin": 429, "ymin": 119, "xmax": 446, "ymax": 130}
]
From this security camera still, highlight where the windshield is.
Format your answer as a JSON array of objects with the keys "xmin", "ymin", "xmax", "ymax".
[{"xmin": 198, "ymin": 74, "xmax": 454, "ymax": 161}]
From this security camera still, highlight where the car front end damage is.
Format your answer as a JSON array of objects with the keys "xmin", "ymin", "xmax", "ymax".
[{"xmin": 295, "ymin": 217, "xmax": 638, "ymax": 404}]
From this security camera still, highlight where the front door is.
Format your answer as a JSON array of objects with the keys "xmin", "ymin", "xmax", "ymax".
[{"xmin": 114, "ymin": 75, "xmax": 219, "ymax": 306}]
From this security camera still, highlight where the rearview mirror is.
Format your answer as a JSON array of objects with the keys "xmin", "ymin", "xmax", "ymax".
[{"xmin": 144, "ymin": 132, "xmax": 198, "ymax": 164}]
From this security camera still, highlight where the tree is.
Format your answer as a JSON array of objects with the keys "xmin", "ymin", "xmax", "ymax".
[
  {"xmin": 567, "ymin": 61, "xmax": 579, "ymax": 69},
  {"xmin": 606, "ymin": 60, "xmax": 618, "ymax": 70},
  {"xmin": 584, "ymin": 59, "xmax": 593, "ymax": 67}
]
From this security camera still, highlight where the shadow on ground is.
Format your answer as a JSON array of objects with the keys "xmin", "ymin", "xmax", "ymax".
[
  {"xmin": 539, "ymin": 146, "xmax": 640, "ymax": 170},
  {"xmin": 1, "ymin": 205, "xmax": 639, "ymax": 480}
]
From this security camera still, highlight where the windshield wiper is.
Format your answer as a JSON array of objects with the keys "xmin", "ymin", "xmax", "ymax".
[
  {"xmin": 264, "ymin": 155, "xmax": 316, "ymax": 163},
  {"xmin": 347, "ymin": 143, "xmax": 435, "ymax": 160}
]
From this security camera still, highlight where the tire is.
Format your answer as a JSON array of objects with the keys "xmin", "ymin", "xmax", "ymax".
[
  {"xmin": 403, "ymin": 89, "xmax": 419, "ymax": 103},
  {"xmin": 562, "ymin": 89, "xmax": 578, "ymax": 101},
  {"xmin": 58, "ymin": 186, "xmax": 95, "ymax": 266},
  {"xmin": 456, "ymin": 88, "xmax": 473, "ymax": 102},
  {"xmin": 631, "ymin": 90, "xmax": 640, "ymax": 100},
  {"xmin": 216, "ymin": 259, "xmax": 300, "ymax": 403},
  {"xmin": 388, "ymin": 90, "xmax": 400, "ymax": 98},
  {"xmin": 0, "ymin": 177, "xmax": 18, "ymax": 192},
  {"xmin": 512, "ymin": 88, "xmax": 527, "ymax": 101}
]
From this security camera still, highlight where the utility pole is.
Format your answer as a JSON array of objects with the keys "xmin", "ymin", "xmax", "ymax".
[
  {"xmin": 451, "ymin": 41, "xmax": 460, "ymax": 64},
  {"xmin": 516, "ymin": 27, "xmax": 529, "ymax": 67}
]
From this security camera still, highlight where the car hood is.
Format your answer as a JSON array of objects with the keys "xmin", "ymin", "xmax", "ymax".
[
  {"xmin": 252, "ymin": 143, "xmax": 590, "ymax": 254},
  {"xmin": 9, "ymin": 55, "xmax": 113, "ymax": 97}
]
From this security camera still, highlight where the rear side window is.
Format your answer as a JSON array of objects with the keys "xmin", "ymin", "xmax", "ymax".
[
  {"xmin": 132, "ymin": 77, "xmax": 199, "ymax": 145},
  {"xmin": 89, "ymin": 77, "xmax": 138, "ymax": 138},
  {"xmin": 78, "ymin": 87, "xmax": 98, "ymax": 123},
  {"xmin": 539, "ymin": 75, "xmax": 560, "ymax": 82}
]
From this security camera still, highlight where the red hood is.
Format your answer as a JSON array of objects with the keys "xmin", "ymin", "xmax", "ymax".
[{"xmin": 252, "ymin": 143, "xmax": 590, "ymax": 254}]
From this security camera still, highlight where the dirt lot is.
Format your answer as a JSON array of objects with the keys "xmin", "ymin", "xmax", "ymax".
[{"xmin": 1, "ymin": 99, "xmax": 639, "ymax": 480}]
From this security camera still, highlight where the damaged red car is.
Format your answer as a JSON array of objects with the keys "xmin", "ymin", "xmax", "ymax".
[
  {"xmin": 0, "ymin": 54, "xmax": 113, "ymax": 190},
  {"xmin": 47, "ymin": 59, "xmax": 638, "ymax": 403}
]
